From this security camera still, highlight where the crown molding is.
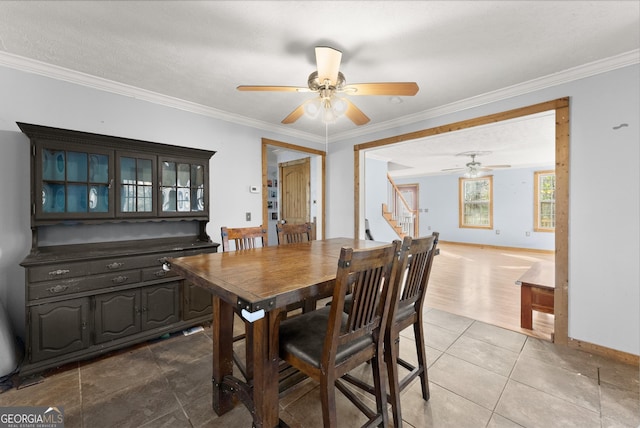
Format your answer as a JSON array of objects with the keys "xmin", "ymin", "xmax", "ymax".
[
  {"xmin": 0, "ymin": 51, "xmax": 323, "ymax": 144},
  {"xmin": 331, "ymin": 49, "xmax": 640, "ymax": 142},
  {"xmin": 1, "ymin": 49, "xmax": 637, "ymax": 145}
]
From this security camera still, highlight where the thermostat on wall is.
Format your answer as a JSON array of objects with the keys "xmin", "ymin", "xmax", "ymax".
[{"xmin": 250, "ymin": 185, "xmax": 259, "ymax": 193}]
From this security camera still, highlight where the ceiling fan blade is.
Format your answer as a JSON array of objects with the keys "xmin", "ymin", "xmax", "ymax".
[
  {"xmin": 485, "ymin": 164, "xmax": 511, "ymax": 168},
  {"xmin": 344, "ymin": 82, "xmax": 419, "ymax": 96},
  {"xmin": 344, "ymin": 99, "xmax": 370, "ymax": 126},
  {"xmin": 441, "ymin": 167, "xmax": 465, "ymax": 172},
  {"xmin": 281, "ymin": 104, "xmax": 306, "ymax": 124},
  {"xmin": 315, "ymin": 46, "xmax": 342, "ymax": 86},
  {"xmin": 237, "ymin": 85, "xmax": 307, "ymax": 92}
]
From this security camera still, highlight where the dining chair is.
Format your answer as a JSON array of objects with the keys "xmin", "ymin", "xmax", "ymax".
[
  {"xmin": 276, "ymin": 222, "xmax": 318, "ymax": 312},
  {"xmin": 221, "ymin": 225, "xmax": 267, "ymax": 251},
  {"xmin": 343, "ymin": 232, "xmax": 439, "ymax": 428},
  {"xmin": 278, "ymin": 240, "xmax": 403, "ymax": 427},
  {"xmin": 275, "ymin": 222, "xmax": 314, "ymax": 245},
  {"xmin": 220, "ymin": 225, "xmax": 267, "ymax": 381}
]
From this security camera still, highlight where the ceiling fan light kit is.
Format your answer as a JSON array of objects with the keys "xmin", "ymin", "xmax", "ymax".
[
  {"xmin": 442, "ymin": 151, "xmax": 512, "ymax": 177},
  {"xmin": 237, "ymin": 46, "xmax": 419, "ymax": 126}
]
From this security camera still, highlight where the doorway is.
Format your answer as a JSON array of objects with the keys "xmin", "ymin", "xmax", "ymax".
[
  {"xmin": 354, "ymin": 98, "xmax": 569, "ymax": 344},
  {"xmin": 396, "ymin": 183, "xmax": 419, "ymax": 237},
  {"xmin": 261, "ymin": 138, "xmax": 326, "ymax": 246}
]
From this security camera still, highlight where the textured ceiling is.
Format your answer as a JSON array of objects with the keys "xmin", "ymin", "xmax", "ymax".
[{"xmin": 0, "ymin": 1, "xmax": 638, "ymax": 174}]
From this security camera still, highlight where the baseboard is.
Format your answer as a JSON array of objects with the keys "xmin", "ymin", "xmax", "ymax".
[
  {"xmin": 438, "ymin": 240, "xmax": 555, "ymax": 254},
  {"xmin": 568, "ymin": 338, "xmax": 639, "ymax": 366}
]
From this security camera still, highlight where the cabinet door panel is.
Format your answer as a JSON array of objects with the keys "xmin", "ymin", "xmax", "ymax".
[
  {"xmin": 116, "ymin": 152, "xmax": 157, "ymax": 217},
  {"xmin": 94, "ymin": 290, "xmax": 141, "ymax": 343},
  {"xmin": 141, "ymin": 283, "xmax": 180, "ymax": 330},
  {"xmin": 183, "ymin": 281, "xmax": 212, "ymax": 320},
  {"xmin": 29, "ymin": 298, "xmax": 90, "ymax": 362},
  {"xmin": 158, "ymin": 156, "xmax": 208, "ymax": 217},
  {"xmin": 36, "ymin": 142, "xmax": 114, "ymax": 220}
]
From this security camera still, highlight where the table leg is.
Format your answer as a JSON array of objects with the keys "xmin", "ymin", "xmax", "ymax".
[
  {"xmin": 520, "ymin": 285, "xmax": 533, "ymax": 329},
  {"xmin": 250, "ymin": 308, "xmax": 284, "ymax": 428},
  {"xmin": 211, "ymin": 296, "xmax": 235, "ymax": 415}
]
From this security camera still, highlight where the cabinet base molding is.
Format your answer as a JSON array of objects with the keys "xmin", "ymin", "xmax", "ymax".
[{"xmin": 19, "ymin": 316, "xmax": 211, "ymax": 379}]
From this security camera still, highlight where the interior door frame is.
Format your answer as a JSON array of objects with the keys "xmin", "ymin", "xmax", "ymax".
[
  {"xmin": 262, "ymin": 138, "xmax": 326, "ymax": 242},
  {"xmin": 353, "ymin": 98, "xmax": 570, "ymax": 345}
]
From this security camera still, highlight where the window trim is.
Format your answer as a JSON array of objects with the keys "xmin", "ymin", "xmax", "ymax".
[
  {"xmin": 459, "ymin": 175, "xmax": 493, "ymax": 229},
  {"xmin": 534, "ymin": 170, "xmax": 556, "ymax": 232}
]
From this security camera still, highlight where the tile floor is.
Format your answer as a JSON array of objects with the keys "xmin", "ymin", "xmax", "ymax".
[{"xmin": 0, "ymin": 308, "xmax": 638, "ymax": 427}]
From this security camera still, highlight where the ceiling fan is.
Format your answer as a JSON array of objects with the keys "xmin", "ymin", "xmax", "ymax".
[
  {"xmin": 237, "ymin": 46, "xmax": 419, "ymax": 126},
  {"xmin": 441, "ymin": 151, "xmax": 511, "ymax": 177}
]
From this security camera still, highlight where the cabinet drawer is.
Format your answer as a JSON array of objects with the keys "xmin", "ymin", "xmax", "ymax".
[
  {"xmin": 141, "ymin": 266, "xmax": 178, "ymax": 282},
  {"xmin": 89, "ymin": 254, "xmax": 170, "ymax": 274},
  {"xmin": 28, "ymin": 262, "xmax": 90, "ymax": 283},
  {"xmin": 29, "ymin": 270, "xmax": 142, "ymax": 300}
]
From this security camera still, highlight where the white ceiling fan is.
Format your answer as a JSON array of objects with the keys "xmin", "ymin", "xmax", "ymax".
[
  {"xmin": 441, "ymin": 151, "xmax": 511, "ymax": 177},
  {"xmin": 237, "ymin": 46, "xmax": 419, "ymax": 126}
]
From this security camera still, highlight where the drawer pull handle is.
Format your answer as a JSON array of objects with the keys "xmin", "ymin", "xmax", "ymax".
[
  {"xmin": 107, "ymin": 262, "xmax": 125, "ymax": 270},
  {"xmin": 48, "ymin": 269, "xmax": 70, "ymax": 277},
  {"xmin": 47, "ymin": 284, "xmax": 69, "ymax": 294},
  {"xmin": 112, "ymin": 275, "xmax": 128, "ymax": 284},
  {"xmin": 154, "ymin": 270, "xmax": 167, "ymax": 277}
]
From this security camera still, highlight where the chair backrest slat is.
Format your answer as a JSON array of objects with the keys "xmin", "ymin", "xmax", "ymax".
[
  {"xmin": 276, "ymin": 222, "xmax": 315, "ymax": 245},
  {"xmin": 392, "ymin": 232, "xmax": 439, "ymax": 325},
  {"xmin": 324, "ymin": 240, "xmax": 402, "ymax": 360},
  {"xmin": 221, "ymin": 226, "xmax": 267, "ymax": 252}
]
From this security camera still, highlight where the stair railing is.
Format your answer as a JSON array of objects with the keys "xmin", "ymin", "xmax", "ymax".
[{"xmin": 386, "ymin": 173, "xmax": 417, "ymax": 238}]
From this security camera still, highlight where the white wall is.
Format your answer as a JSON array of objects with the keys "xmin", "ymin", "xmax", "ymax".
[
  {"xmin": 364, "ymin": 157, "xmax": 399, "ymax": 242},
  {"xmin": 0, "ymin": 63, "xmax": 638, "ymax": 356}
]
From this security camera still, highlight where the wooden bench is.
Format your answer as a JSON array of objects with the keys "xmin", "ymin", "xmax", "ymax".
[{"xmin": 516, "ymin": 261, "xmax": 555, "ymax": 330}]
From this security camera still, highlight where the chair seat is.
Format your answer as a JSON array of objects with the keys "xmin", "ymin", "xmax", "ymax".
[
  {"xmin": 279, "ymin": 306, "xmax": 374, "ymax": 369},
  {"xmin": 394, "ymin": 303, "xmax": 416, "ymax": 324}
]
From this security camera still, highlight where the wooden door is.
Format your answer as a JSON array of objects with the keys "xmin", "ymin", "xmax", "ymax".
[{"xmin": 279, "ymin": 158, "xmax": 310, "ymax": 224}]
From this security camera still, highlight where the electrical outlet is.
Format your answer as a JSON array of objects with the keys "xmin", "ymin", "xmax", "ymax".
[
  {"xmin": 526, "ymin": 231, "xmax": 531, "ymax": 237},
  {"xmin": 496, "ymin": 229, "xmax": 500, "ymax": 235},
  {"xmin": 246, "ymin": 212, "xmax": 251, "ymax": 221}
]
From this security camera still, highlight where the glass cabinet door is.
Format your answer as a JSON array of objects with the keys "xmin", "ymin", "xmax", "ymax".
[
  {"xmin": 117, "ymin": 153, "xmax": 156, "ymax": 217},
  {"xmin": 38, "ymin": 144, "xmax": 113, "ymax": 218},
  {"xmin": 160, "ymin": 158, "xmax": 207, "ymax": 215}
]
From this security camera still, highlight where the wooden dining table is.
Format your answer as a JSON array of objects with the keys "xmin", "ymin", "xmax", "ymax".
[{"xmin": 168, "ymin": 237, "xmax": 387, "ymax": 428}]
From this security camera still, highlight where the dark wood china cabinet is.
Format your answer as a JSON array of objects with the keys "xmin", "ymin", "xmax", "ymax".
[{"xmin": 18, "ymin": 123, "xmax": 218, "ymax": 377}]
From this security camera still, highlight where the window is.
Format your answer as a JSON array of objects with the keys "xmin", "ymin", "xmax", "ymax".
[
  {"xmin": 459, "ymin": 176, "xmax": 493, "ymax": 229},
  {"xmin": 534, "ymin": 170, "xmax": 555, "ymax": 231}
]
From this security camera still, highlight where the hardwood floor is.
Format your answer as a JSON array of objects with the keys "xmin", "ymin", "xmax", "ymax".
[{"xmin": 426, "ymin": 241, "xmax": 555, "ymax": 341}]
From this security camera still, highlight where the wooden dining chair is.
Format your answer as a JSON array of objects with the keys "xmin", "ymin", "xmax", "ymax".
[
  {"xmin": 275, "ymin": 222, "xmax": 314, "ymax": 245},
  {"xmin": 276, "ymin": 222, "xmax": 318, "ymax": 312},
  {"xmin": 343, "ymin": 232, "xmax": 439, "ymax": 428},
  {"xmin": 278, "ymin": 240, "xmax": 403, "ymax": 427},
  {"xmin": 220, "ymin": 226, "xmax": 267, "ymax": 381},
  {"xmin": 221, "ymin": 225, "xmax": 267, "ymax": 252}
]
